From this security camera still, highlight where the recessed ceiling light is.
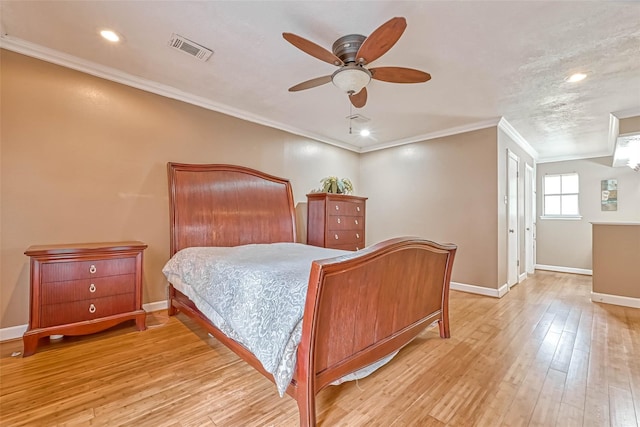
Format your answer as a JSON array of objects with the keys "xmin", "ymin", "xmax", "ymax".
[
  {"xmin": 100, "ymin": 30, "xmax": 120, "ymax": 43},
  {"xmin": 359, "ymin": 129, "xmax": 370, "ymax": 137},
  {"xmin": 566, "ymin": 73, "xmax": 587, "ymax": 83}
]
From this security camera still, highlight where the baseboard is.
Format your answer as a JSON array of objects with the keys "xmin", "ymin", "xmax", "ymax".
[
  {"xmin": 0, "ymin": 324, "xmax": 28, "ymax": 342},
  {"xmin": 535, "ymin": 264, "xmax": 592, "ymax": 276},
  {"xmin": 451, "ymin": 282, "xmax": 507, "ymax": 298},
  {"xmin": 519, "ymin": 272, "xmax": 527, "ymax": 283},
  {"xmin": 143, "ymin": 300, "xmax": 168, "ymax": 312},
  {"xmin": 498, "ymin": 283, "xmax": 509, "ymax": 297},
  {"xmin": 591, "ymin": 292, "xmax": 640, "ymax": 309},
  {"xmin": 0, "ymin": 300, "xmax": 169, "ymax": 342}
]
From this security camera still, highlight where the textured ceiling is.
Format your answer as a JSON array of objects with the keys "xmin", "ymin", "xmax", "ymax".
[{"xmin": 1, "ymin": 1, "xmax": 639, "ymax": 162}]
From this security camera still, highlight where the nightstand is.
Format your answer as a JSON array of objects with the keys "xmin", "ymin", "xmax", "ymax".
[{"xmin": 23, "ymin": 241, "xmax": 147, "ymax": 356}]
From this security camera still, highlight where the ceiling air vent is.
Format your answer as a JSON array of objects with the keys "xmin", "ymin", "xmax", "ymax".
[
  {"xmin": 346, "ymin": 114, "xmax": 371, "ymax": 124},
  {"xmin": 168, "ymin": 33, "xmax": 213, "ymax": 62}
]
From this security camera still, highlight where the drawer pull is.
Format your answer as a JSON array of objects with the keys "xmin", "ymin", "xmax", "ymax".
[
  {"xmin": 89, "ymin": 304, "xmax": 96, "ymax": 314},
  {"xmin": 89, "ymin": 265, "xmax": 97, "ymax": 274},
  {"xmin": 334, "ymin": 234, "xmax": 339, "ymax": 240},
  {"xmin": 335, "ymin": 205, "xmax": 339, "ymax": 211},
  {"xmin": 356, "ymin": 233, "xmax": 360, "ymax": 239},
  {"xmin": 356, "ymin": 206, "xmax": 360, "ymax": 212},
  {"xmin": 355, "ymin": 219, "xmax": 359, "ymax": 225},
  {"xmin": 337, "ymin": 218, "xmax": 341, "ymax": 224},
  {"xmin": 356, "ymin": 247, "xmax": 359, "ymax": 251},
  {"xmin": 89, "ymin": 283, "xmax": 96, "ymax": 293}
]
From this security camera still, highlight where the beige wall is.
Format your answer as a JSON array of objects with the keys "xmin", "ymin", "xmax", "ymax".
[
  {"xmin": 619, "ymin": 116, "xmax": 640, "ymax": 135},
  {"xmin": 359, "ymin": 127, "xmax": 501, "ymax": 289},
  {"xmin": 536, "ymin": 157, "xmax": 640, "ymax": 270},
  {"xmin": 0, "ymin": 50, "xmax": 360, "ymax": 328},
  {"xmin": 592, "ymin": 223, "xmax": 640, "ymax": 298}
]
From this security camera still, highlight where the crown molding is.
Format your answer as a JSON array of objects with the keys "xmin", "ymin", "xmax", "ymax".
[
  {"xmin": 535, "ymin": 150, "xmax": 613, "ymax": 164},
  {"xmin": 0, "ymin": 35, "xmax": 360, "ymax": 153},
  {"xmin": 613, "ymin": 106, "xmax": 640, "ymax": 119},
  {"xmin": 359, "ymin": 118, "xmax": 502, "ymax": 153},
  {"xmin": 498, "ymin": 118, "xmax": 539, "ymax": 161},
  {"xmin": 607, "ymin": 113, "xmax": 620, "ymax": 157}
]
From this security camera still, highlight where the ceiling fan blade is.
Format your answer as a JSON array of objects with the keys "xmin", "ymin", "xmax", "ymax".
[
  {"xmin": 370, "ymin": 67, "xmax": 432, "ymax": 83},
  {"xmin": 283, "ymin": 33, "xmax": 344, "ymax": 66},
  {"xmin": 349, "ymin": 87, "xmax": 367, "ymax": 108},
  {"xmin": 288, "ymin": 75, "xmax": 333, "ymax": 92},
  {"xmin": 355, "ymin": 17, "xmax": 407, "ymax": 65}
]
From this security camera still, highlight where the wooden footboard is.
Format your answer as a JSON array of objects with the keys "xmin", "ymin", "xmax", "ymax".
[{"xmin": 292, "ymin": 237, "xmax": 456, "ymax": 426}]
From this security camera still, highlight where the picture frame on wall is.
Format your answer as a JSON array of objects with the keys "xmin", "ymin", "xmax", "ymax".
[{"xmin": 601, "ymin": 179, "xmax": 617, "ymax": 211}]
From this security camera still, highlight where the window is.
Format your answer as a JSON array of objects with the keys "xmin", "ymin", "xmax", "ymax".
[{"xmin": 543, "ymin": 173, "xmax": 580, "ymax": 218}]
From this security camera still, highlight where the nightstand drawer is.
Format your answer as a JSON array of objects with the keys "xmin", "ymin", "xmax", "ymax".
[
  {"xmin": 40, "ymin": 294, "xmax": 136, "ymax": 327},
  {"xmin": 40, "ymin": 274, "xmax": 136, "ymax": 305},
  {"xmin": 42, "ymin": 257, "xmax": 136, "ymax": 282}
]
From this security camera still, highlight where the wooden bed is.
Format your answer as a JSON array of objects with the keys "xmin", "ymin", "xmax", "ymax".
[{"xmin": 166, "ymin": 163, "xmax": 457, "ymax": 426}]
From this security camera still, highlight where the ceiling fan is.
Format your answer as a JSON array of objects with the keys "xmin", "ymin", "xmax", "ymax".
[{"xmin": 283, "ymin": 17, "xmax": 431, "ymax": 108}]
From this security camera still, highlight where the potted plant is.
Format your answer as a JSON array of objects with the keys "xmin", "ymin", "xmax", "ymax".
[{"xmin": 315, "ymin": 176, "xmax": 354, "ymax": 194}]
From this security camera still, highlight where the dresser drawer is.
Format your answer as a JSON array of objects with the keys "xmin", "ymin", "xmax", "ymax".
[
  {"xmin": 326, "ymin": 230, "xmax": 364, "ymax": 245},
  {"xmin": 327, "ymin": 215, "xmax": 364, "ymax": 230},
  {"xmin": 41, "ymin": 257, "xmax": 137, "ymax": 282},
  {"xmin": 328, "ymin": 201, "xmax": 365, "ymax": 216},
  {"xmin": 40, "ymin": 274, "xmax": 135, "ymax": 305},
  {"xmin": 329, "ymin": 242, "xmax": 365, "ymax": 251},
  {"xmin": 40, "ymin": 294, "xmax": 136, "ymax": 327}
]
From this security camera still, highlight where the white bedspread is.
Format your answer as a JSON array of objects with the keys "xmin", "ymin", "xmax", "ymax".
[{"xmin": 162, "ymin": 243, "xmax": 350, "ymax": 395}]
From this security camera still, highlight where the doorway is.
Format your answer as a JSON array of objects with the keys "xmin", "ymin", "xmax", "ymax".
[
  {"xmin": 524, "ymin": 163, "xmax": 535, "ymax": 275},
  {"xmin": 507, "ymin": 150, "xmax": 519, "ymax": 288}
]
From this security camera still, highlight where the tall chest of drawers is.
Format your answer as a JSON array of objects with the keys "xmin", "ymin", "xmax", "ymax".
[
  {"xmin": 307, "ymin": 193, "xmax": 367, "ymax": 251},
  {"xmin": 23, "ymin": 241, "xmax": 147, "ymax": 356}
]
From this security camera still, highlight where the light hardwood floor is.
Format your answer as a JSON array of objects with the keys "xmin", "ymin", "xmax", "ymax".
[{"xmin": 1, "ymin": 271, "xmax": 638, "ymax": 426}]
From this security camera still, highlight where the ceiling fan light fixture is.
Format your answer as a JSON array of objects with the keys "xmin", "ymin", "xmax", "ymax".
[{"xmin": 332, "ymin": 67, "xmax": 371, "ymax": 94}]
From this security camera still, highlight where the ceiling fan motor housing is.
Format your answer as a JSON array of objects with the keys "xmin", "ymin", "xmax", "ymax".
[{"xmin": 332, "ymin": 34, "xmax": 366, "ymax": 64}]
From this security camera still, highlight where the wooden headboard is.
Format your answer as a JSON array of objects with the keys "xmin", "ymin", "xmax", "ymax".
[{"xmin": 167, "ymin": 163, "xmax": 297, "ymax": 255}]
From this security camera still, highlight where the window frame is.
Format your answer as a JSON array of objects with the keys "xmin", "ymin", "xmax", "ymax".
[{"xmin": 540, "ymin": 172, "xmax": 582, "ymax": 220}]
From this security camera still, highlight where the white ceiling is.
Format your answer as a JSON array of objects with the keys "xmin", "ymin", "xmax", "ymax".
[{"xmin": 1, "ymin": 1, "xmax": 639, "ymax": 162}]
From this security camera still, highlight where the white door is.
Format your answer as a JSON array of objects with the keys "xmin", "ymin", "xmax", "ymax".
[
  {"xmin": 524, "ymin": 163, "xmax": 535, "ymax": 274},
  {"xmin": 507, "ymin": 150, "xmax": 519, "ymax": 288}
]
